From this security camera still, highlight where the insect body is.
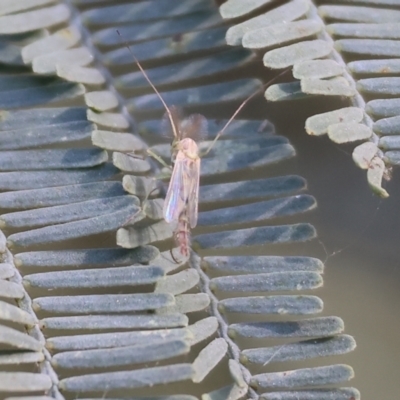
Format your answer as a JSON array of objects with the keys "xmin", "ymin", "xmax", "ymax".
[
  {"xmin": 117, "ymin": 30, "xmax": 290, "ymax": 260},
  {"xmin": 163, "ymin": 137, "xmax": 200, "ymax": 229},
  {"xmin": 172, "ymin": 209, "xmax": 191, "ymax": 261},
  {"xmin": 117, "ymin": 30, "xmax": 204, "ymax": 260},
  {"xmin": 162, "ymin": 119, "xmax": 203, "ymax": 262}
]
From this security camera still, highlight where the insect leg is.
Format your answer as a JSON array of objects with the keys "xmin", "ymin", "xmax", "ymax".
[
  {"xmin": 121, "ymin": 208, "xmax": 144, "ymax": 227},
  {"xmin": 170, "ymin": 247, "xmax": 181, "ymax": 264},
  {"xmin": 147, "ymin": 148, "xmax": 173, "ymax": 170}
]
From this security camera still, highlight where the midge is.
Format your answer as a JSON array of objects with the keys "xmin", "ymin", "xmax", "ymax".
[
  {"xmin": 126, "ymin": 62, "xmax": 208, "ymax": 261},
  {"xmin": 117, "ymin": 30, "xmax": 290, "ymax": 260}
]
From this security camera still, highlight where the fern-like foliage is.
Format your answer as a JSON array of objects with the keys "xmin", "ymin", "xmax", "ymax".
[
  {"xmin": 221, "ymin": 0, "xmax": 400, "ymax": 197},
  {"xmin": 0, "ymin": 1, "xmax": 359, "ymax": 400}
]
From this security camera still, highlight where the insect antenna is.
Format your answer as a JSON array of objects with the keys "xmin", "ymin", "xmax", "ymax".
[
  {"xmin": 202, "ymin": 66, "xmax": 292, "ymax": 156},
  {"xmin": 117, "ymin": 29, "xmax": 291, "ymax": 159},
  {"xmin": 116, "ymin": 30, "xmax": 180, "ymax": 143}
]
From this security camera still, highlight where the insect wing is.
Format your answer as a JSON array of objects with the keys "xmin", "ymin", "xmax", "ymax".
[
  {"xmin": 163, "ymin": 152, "xmax": 189, "ymax": 224},
  {"xmin": 187, "ymin": 157, "xmax": 200, "ymax": 228}
]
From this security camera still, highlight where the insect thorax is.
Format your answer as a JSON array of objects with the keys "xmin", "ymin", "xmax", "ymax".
[{"xmin": 177, "ymin": 138, "xmax": 199, "ymax": 160}]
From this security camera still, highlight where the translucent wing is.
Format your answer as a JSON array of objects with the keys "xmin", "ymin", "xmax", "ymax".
[
  {"xmin": 163, "ymin": 152, "xmax": 188, "ymax": 224},
  {"xmin": 187, "ymin": 157, "xmax": 200, "ymax": 228},
  {"xmin": 181, "ymin": 114, "xmax": 208, "ymax": 142}
]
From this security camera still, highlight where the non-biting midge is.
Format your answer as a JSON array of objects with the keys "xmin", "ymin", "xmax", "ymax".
[{"xmin": 116, "ymin": 30, "xmax": 291, "ymax": 261}]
